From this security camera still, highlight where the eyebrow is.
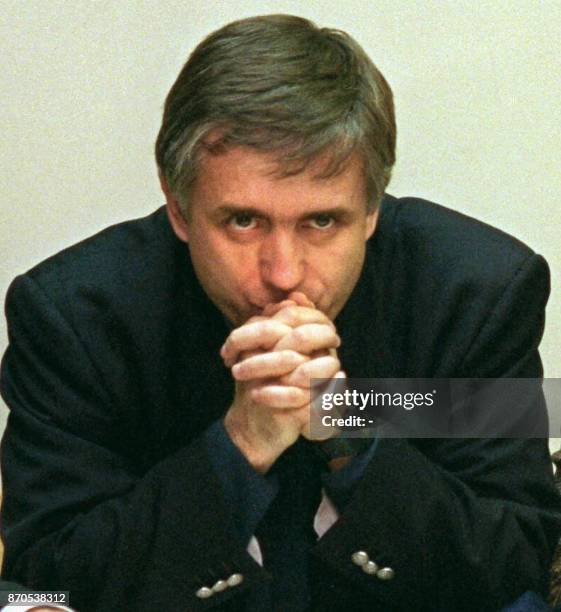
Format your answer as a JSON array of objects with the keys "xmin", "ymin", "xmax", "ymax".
[
  {"xmin": 299, "ymin": 207, "xmax": 351, "ymax": 220},
  {"xmin": 212, "ymin": 204, "xmax": 353, "ymax": 220},
  {"xmin": 213, "ymin": 205, "xmax": 263, "ymax": 217}
]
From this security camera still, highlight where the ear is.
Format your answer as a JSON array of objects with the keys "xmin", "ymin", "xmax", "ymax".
[
  {"xmin": 160, "ymin": 173, "xmax": 189, "ymax": 243},
  {"xmin": 364, "ymin": 207, "xmax": 379, "ymax": 240}
]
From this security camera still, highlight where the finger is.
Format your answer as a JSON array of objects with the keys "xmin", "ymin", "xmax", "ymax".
[
  {"xmin": 273, "ymin": 323, "xmax": 340, "ymax": 353},
  {"xmin": 262, "ymin": 299, "xmax": 297, "ymax": 317},
  {"xmin": 237, "ymin": 348, "xmax": 263, "ymax": 362},
  {"xmin": 261, "ymin": 294, "xmax": 311, "ymax": 315},
  {"xmin": 245, "ymin": 314, "xmax": 269, "ymax": 324},
  {"xmin": 232, "ymin": 350, "xmax": 309, "ymax": 381},
  {"xmin": 221, "ymin": 320, "xmax": 293, "ymax": 366},
  {"xmin": 314, "ymin": 369, "xmax": 347, "ymax": 405},
  {"xmin": 279, "ymin": 355, "xmax": 341, "ymax": 387},
  {"xmin": 304, "ymin": 370, "xmax": 347, "ymax": 441},
  {"xmin": 287, "ymin": 291, "xmax": 315, "ymax": 308},
  {"xmin": 250, "ymin": 384, "xmax": 309, "ymax": 408},
  {"xmin": 272, "ymin": 305, "xmax": 334, "ymax": 329}
]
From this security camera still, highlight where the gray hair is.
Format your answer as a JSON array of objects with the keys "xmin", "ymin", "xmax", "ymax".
[{"xmin": 155, "ymin": 14, "xmax": 396, "ymax": 214}]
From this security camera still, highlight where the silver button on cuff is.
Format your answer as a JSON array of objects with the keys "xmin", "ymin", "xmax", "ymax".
[
  {"xmin": 362, "ymin": 560, "xmax": 379, "ymax": 575},
  {"xmin": 227, "ymin": 573, "xmax": 244, "ymax": 587},
  {"xmin": 377, "ymin": 567, "xmax": 395, "ymax": 581},
  {"xmin": 195, "ymin": 586, "xmax": 213, "ymax": 599},
  {"xmin": 212, "ymin": 579, "xmax": 228, "ymax": 593},
  {"xmin": 351, "ymin": 551, "xmax": 369, "ymax": 566}
]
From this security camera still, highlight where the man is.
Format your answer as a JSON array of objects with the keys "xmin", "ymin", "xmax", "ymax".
[{"xmin": 1, "ymin": 14, "xmax": 560, "ymax": 612}]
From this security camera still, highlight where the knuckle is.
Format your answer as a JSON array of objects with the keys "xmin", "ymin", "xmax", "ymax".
[
  {"xmin": 291, "ymin": 326, "xmax": 307, "ymax": 344},
  {"xmin": 280, "ymin": 349, "xmax": 299, "ymax": 364},
  {"xmin": 278, "ymin": 305, "xmax": 300, "ymax": 325},
  {"xmin": 322, "ymin": 325, "xmax": 337, "ymax": 341},
  {"xmin": 265, "ymin": 319, "xmax": 289, "ymax": 337},
  {"xmin": 250, "ymin": 387, "xmax": 265, "ymax": 403},
  {"xmin": 328, "ymin": 355, "xmax": 341, "ymax": 371},
  {"xmin": 264, "ymin": 319, "xmax": 281, "ymax": 330},
  {"xmin": 306, "ymin": 355, "xmax": 338, "ymax": 375},
  {"xmin": 286, "ymin": 369, "xmax": 303, "ymax": 386},
  {"xmin": 247, "ymin": 314, "xmax": 266, "ymax": 324},
  {"xmin": 284, "ymin": 305, "xmax": 299, "ymax": 319},
  {"xmin": 229, "ymin": 328, "xmax": 244, "ymax": 344}
]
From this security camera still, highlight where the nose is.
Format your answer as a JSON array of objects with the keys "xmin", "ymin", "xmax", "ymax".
[{"xmin": 259, "ymin": 230, "xmax": 305, "ymax": 295}]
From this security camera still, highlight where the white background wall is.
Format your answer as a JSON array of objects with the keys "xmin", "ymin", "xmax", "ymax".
[{"xmin": 1, "ymin": 1, "xmax": 560, "ymax": 440}]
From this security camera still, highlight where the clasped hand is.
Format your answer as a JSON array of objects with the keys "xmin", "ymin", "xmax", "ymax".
[{"xmin": 222, "ymin": 292, "xmax": 344, "ymax": 473}]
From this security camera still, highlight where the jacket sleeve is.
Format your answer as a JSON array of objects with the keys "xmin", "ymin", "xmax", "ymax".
[
  {"xmin": 0, "ymin": 274, "xmax": 268, "ymax": 612},
  {"xmin": 309, "ymin": 253, "xmax": 561, "ymax": 611}
]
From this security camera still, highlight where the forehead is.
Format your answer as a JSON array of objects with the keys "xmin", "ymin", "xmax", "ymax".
[{"xmin": 191, "ymin": 145, "xmax": 367, "ymax": 215}]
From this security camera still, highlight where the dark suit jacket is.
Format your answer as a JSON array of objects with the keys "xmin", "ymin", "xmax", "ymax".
[{"xmin": 1, "ymin": 195, "xmax": 560, "ymax": 611}]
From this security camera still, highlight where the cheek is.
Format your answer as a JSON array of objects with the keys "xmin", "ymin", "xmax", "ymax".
[
  {"xmin": 317, "ymin": 232, "xmax": 366, "ymax": 274},
  {"xmin": 319, "ymin": 235, "xmax": 366, "ymax": 297},
  {"xmin": 199, "ymin": 236, "xmax": 259, "ymax": 287}
]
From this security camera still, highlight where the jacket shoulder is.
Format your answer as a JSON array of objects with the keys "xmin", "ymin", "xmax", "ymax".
[
  {"xmin": 370, "ymin": 195, "xmax": 549, "ymax": 376},
  {"xmin": 379, "ymin": 194, "xmax": 537, "ymax": 277},
  {"xmin": 19, "ymin": 207, "xmax": 176, "ymax": 297},
  {"xmin": 2, "ymin": 207, "xmax": 196, "ymax": 453}
]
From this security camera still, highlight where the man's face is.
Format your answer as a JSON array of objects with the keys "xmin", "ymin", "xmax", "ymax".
[{"xmin": 165, "ymin": 146, "xmax": 378, "ymax": 326}]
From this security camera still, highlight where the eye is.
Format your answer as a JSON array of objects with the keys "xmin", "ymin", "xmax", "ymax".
[
  {"xmin": 308, "ymin": 214, "xmax": 335, "ymax": 230},
  {"xmin": 228, "ymin": 213, "xmax": 257, "ymax": 230}
]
